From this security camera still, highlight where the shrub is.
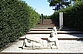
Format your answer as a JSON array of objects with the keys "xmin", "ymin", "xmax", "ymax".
[
  {"xmin": 43, "ymin": 15, "xmax": 51, "ymax": 19},
  {"xmin": 0, "ymin": 0, "xmax": 40, "ymax": 48},
  {"xmin": 50, "ymin": 1, "xmax": 83, "ymax": 30}
]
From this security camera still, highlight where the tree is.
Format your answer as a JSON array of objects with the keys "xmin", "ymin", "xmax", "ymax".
[
  {"xmin": 48, "ymin": 0, "xmax": 70, "ymax": 11},
  {"xmin": 70, "ymin": 0, "xmax": 82, "ymax": 6},
  {"xmin": 48, "ymin": 0, "xmax": 82, "ymax": 11}
]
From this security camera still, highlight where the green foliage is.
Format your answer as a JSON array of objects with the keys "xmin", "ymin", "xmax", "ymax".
[
  {"xmin": 0, "ymin": 0, "xmax": 40, "ymax": 48},
  {"xmin": 48, "ymin": 0, "xmax": 70, "ymax": 10},
  {"xmin": 43, "ymin": 15, "xmax": 51, "ymax": 19},
  {"xmin": 50, "ymin": 1, "xmax": 83, "ymax": 30}
]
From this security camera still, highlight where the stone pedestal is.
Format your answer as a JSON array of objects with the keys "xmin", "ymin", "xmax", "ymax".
[{"xmin": 59, "ymin": 12, "xmax": 63, "ymax": 30}]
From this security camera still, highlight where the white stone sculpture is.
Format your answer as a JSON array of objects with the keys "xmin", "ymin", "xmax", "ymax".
[
  {"xmin": 48, "ymin": 30, "xmax": 59, "ymax": 49},
  {"xmin": 52, "ymin": 26, "xmax": 57, "ymax": 35}
]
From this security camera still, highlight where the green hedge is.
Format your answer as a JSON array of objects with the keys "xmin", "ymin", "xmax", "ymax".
[
  {"xmin": 0, "ymin": 0, "xmax": 40, "ymax": 48},
  {"xmin": 51, "ymin": 1, "xmax": 83, "ymax": 30},
  {"xmin": 43, "ymin": 15, "xmax": 51, "ymax": 19}
]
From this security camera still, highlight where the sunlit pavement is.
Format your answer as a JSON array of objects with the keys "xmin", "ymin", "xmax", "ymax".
[{"xmin": 1, "ymin": 30, "xmax": 83, "ymax": 53}]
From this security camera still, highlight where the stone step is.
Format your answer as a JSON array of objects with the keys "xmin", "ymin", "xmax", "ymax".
[
  {"xmin": 33, "ymin": 27, "xmax": 53, "ymax": 29},
  {"xmin": 27, "ymin": 31, "xmax": 83, "ymax": 34},
  {"xmin": 2, "ymin": 40, "xmax": 83, "ymax": 53},
  {"xmin": 19, "ymin": 37, "xmax": 83, "ymax": 40},
  {"xmin": 41, "ymin": 38, "xmax": 83, "ymax": 40},
  {"xmin": 36, "ymin": 24, "xmax": 55, "ymax": 26},
  {"xmin": 38, "ymin": 19, "xmax": 54, "ymax": 25},
  {"xmin": 19, "ymin": 34, "xmax": 83, "ymax": 40},
  {"xmin": 27, "ymin": 31, "xmax": 51, "ymax": 34},
  {"xmin": 58, "ymin": 38, "xmax": 83, "ymax": 40},
  {"xmin": 30, "ymin": 29, "xmax": 52, "ymax": 31},
  {"xmin": 57, "ymin": 31, "xmax": 83, "ymax": 34},
  {"xmin": 34, "ymin": 26, "xmax": 54, "ymax": 27},
  {"xmin": 0, "ymin": 52, "xmax": 83, "ymax": 54},
  {"xmin": 33, "ymin": 24, "xmax": 55, "ymax": 29}
]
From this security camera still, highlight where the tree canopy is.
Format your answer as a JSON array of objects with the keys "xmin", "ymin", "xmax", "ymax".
[
  {"xmin": 48, "ymin": 0, "xmax": 70, "ymax": 10},
  {"xmin": 48, "ymin": 0, "xmax": 82, "ymax": 11}
]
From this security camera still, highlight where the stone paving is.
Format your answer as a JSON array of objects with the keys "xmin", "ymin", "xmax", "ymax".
[
  {"xmin": 1, "ymin": 19, "xmax": 83, "ymax": 53},
  {"xmin": 1, "ymin": 30, "xmax": 83, "ymax": 53},
  {"xmin": 1, "ymin": 40, "xmax": 83, "ymax": 53}
]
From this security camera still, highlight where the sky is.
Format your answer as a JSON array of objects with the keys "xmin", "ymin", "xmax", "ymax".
[{"xmin": 22, "ymin": 0, "xmax": 54, "ymax": 16}]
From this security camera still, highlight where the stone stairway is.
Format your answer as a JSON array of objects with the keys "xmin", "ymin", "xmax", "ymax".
[
  {"xmin": 19, "ymin": 29, "xmax": 83, "ymax": 40},
  {"xmin": 1, "ymin": 19, "xmax": 83, "ymax": 53},
  {"xmin": 2, "ymin": 26, "xmax": 83, "ymax": 53}
]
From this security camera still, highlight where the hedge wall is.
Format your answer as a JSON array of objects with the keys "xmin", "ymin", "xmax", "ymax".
[
  {"xmin": 51, "ymin": 1, "xmax": 83, "ymax": 30},
  {"xmin": 0, "ymin": 0, "xmax": 40, "ymax": 48}
]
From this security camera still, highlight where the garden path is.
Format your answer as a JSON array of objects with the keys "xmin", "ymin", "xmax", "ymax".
[{"xmin": 1, "ymin": 19, "xmax": 83, "ymax": 54}]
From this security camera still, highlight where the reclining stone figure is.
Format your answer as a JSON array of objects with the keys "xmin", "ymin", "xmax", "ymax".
[{"xmin": 22, "ymin": 36, "xmax": 49, "ymax": 49}]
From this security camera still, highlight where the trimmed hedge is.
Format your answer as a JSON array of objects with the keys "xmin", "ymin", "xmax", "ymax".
[
  {"xmin": 51, "ymin": 1, "xmax": 83, "ymax": 30},
  {"xmin": 0, "ymin": 0, "xmax": 40, "ymax": 48}
]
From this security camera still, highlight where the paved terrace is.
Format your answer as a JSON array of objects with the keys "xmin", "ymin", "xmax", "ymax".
[
  {"xmin": 1, "ymin": 30, "xmax": 83, "ymax": 53},
  {"xmin": 1, "ymin": 19, "xmax": 83, "ymax": 54}
]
